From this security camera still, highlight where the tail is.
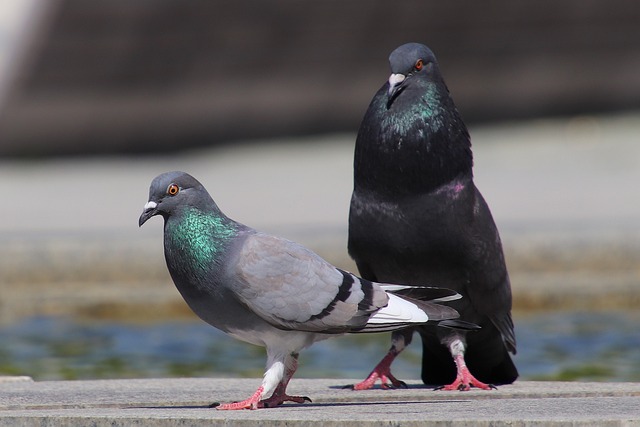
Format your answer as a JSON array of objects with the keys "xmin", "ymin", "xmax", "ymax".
[
  {"xmin": 438, "ymin": 319, "xmax": 481, "ymax": 331},
  {"xmin": 357, "ymin": 291, "xmax": 460, "ymax": 333},
  {"xmin": 382, "ymin": 284, "xmax": 481, "ymax": 331},
  {"xmin": 380, "ymin": 284, "xmax": 461, "ymax": 303}
]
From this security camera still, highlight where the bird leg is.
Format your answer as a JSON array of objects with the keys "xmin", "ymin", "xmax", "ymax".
[
  {"xmin": 437, "ymin": 339, "xmax": 494, "ymax": 391},
  {"xmin": 351, "ymin": 347, "xmax": 405, "ymax": 390},
  {"xmin": 259, "ymin": 352, "xmax": 311, "ymax": 408},
  {"xmin": 350, "ymin": 333, "xmax": 408, "ymax": 390},
  {"xmin": 214, "ymin": 352, "xmax": 310, "ymax": 410}
]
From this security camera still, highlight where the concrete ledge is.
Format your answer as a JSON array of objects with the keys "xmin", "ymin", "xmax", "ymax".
[
  {"xmin": 1, "ymin": 378, "xmax": 639, "ymax": 426},
  {"xmin": 0, "ymin": 376, "xmax": 32, "ymax": 383}
]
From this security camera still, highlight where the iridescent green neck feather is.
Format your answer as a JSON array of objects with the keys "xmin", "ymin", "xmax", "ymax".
[
  {"xmin": 354, "ymin": 78, "xmax": 472, "ymax": 196},
  {"xmin": 381, "ymin": 82, "xmax": 444, "ymax": 136},
  {"xmin": 165, "ymin": 206, "xmax": 237, "ymax": 273}
]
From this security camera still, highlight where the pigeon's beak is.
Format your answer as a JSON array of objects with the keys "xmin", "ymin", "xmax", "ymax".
[
  {"xmin": 138, "ymin": 201, "xmax": 158, "ymax": 227},
  {"xmin": 387, "ymin": 73, "xmax": 406, "ymax": 98}
]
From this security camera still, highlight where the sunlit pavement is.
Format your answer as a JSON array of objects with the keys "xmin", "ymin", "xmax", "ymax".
[{"xmin": 1, "ymin": 377, "xmax": 639, "ymax": 426}]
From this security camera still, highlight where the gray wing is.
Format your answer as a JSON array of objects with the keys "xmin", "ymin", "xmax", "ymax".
[{"xmin": 232, "ymin": 232, "xmax": 389, "ymax": 333}]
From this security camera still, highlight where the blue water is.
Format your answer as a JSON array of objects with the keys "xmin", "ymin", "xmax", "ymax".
[{"xmin": 1, "ymin": 311, "xmax": 638, "ymax": 382}]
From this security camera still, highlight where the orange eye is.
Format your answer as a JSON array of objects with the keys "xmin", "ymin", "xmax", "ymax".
[
  {"xmin": 414, "ymin": 59, "xmax": 423, "ymax": 71},
  {"xmin": 167, "ymin": 184, "xmax": 179, "ymax": 196}
]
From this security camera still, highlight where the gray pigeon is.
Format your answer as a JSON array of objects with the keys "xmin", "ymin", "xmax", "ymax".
[
  {"xmin": 348, "ymin": 43, "xmax": 517, "ymax": 391},
  {"xmin": 139, "ymin": 171, "xmax": 471, "ymax": 410}
]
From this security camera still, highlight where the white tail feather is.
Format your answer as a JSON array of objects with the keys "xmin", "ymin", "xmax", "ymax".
[
  {"xmin": 367, "ymin": 293, "xmax": 428, "ymax": 324},
  {"xmin": 431, "ymin": 294, "xmax": 462, "ymax": 302}
]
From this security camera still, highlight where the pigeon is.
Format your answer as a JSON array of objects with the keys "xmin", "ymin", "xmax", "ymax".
[
  {"xmin": 348, "ymin": 43, "xmax": 518, "ymax": 391},
  {"xmin": 139, "ymin": 171, "xmax": 474, "ymax": 410}
]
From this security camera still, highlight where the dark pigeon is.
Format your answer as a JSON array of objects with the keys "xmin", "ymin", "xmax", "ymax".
[
  {"xmin": 348, "ymin": 43, "xmax": 517, "ymax": 391},
  {"xmin": 139, "ymin": 171, "xmax": 472, "ymax": 409}
]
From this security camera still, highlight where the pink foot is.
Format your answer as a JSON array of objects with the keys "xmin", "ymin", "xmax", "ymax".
[
  {"xmin": 437, "ymin": 355, "xmax": 495, "ymax": 391},
  {"xmin": 350, "ymin": 348, "xmax": 406, "ymax": 390},
  {"xmin": 259, "ymin": 393, "xmax": 311, "ymax": 408},
  {"xmin": 213, "ymin": 384, "xmax": 311, "ymax": 410},
  {"xmin": 213, "ymin": 386, "xmax": 264, "ymax": 410},
  {"xmin": 352, "ymin": 370, "xmax": 406, "ymax": 390}
]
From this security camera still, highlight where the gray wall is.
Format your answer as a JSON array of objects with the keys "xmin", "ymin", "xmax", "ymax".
[{"xmin": 1, "ymin": 0, "xmax": 639, "ymax": 156}]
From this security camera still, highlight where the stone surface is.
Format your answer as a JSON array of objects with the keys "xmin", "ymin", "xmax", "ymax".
[
  {"xmin": 0, "ymin": 377, "xmax": 32, "ymax": 384},
  {"xmin": 0, "ymin": 378, "xmax": 639, "ymax": 426}
]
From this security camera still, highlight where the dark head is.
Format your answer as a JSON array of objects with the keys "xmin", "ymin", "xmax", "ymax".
[
  {"xmin": 139, "ymin": 171, "xmax": 212, "ymax": 227},
  {"xmin": 353, "ymin": 43, "xmax": 472, "ymax": 195},
  {"xmin": 387, "ymin": 43, "xmax": 440, "ymax": 103}
]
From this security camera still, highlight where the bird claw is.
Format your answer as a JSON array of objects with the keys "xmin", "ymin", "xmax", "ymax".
[
  {"xmin": 350, "ymin": 378, "xmax": 376, "ymax": 391},
  {"xmin": 214, "ymin": 400, "xmax": 259, "ymax": 410},
  {"xmin": 214, "ymin": 397, "xmax": 311, "ymax": 410},
  {"xmin": 380, "ymin": 379, "xmax": 408, "ymax": 390},
  {"xmin": 434, "ymin": 356, "xmax": 497, "ymax": 391},
  {"xmin": 435, "ymin": 377, "xmax": 496, "ymax": 391},
  {"xmin": 213, "ymin": 386, "xmax": 264, "ymax": 410},
  {"xmin": 396, "ymin": 380, "xmax": 409, "ymax": 389},
  {"xmin": 259, "ymin": 394, "xmax": 312, "ymax": 408},
  {"xmin": 350, "ymin": 371, "xmax": 407, "ymax": 390}
]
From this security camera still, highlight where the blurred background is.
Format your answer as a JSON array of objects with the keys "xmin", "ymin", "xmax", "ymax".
[{"xmin": 0, "ymin": 0, "xmax": 639, "ymax": 382}]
